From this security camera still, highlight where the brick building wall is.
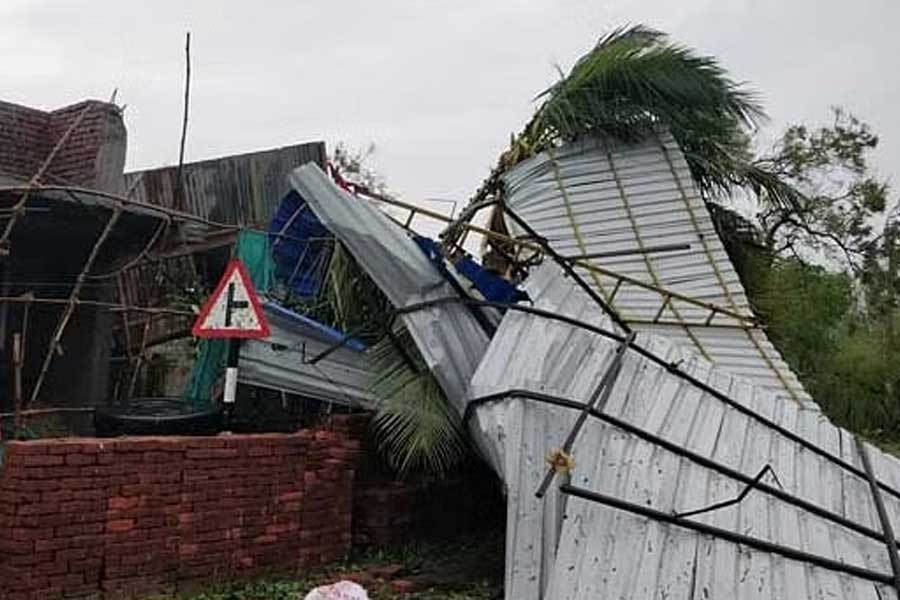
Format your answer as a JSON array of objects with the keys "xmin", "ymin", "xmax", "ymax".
[
  {"xmin": 0, "ymin": 99, "xmax": 125, "ymax": 191},
  {"xmin": 0, "ymin": 427, "xmax": 360, "ymax": 600},
  {"xmin": 0, "ymin": 102, "xmax": 50, "ymax": 181}
]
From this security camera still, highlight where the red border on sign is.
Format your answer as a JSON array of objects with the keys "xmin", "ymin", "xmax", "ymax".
[{"xmin": 191, "ymin": 259, "xmax": 272, "ymax": 339}]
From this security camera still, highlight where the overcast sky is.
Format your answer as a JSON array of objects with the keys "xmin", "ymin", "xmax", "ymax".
[{"xmin": 2, "ymin": 0, "xmax": 898, "ymax": 217}]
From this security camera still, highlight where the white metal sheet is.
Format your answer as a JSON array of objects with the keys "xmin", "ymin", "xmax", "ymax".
[
  {"xmin": 501, "ymin": 132, "xmax": 811, "ymax": 407},
  {"xmin": 239, "ymin": 302, "xmax": 375, "ymax": 406},
  {"xmin": 289, "ymin": 163, "xmax": 491, "ymax": 412},
  {"xmin": 468, "ymin": 264, "xmax": 900, "ymax": 600}
]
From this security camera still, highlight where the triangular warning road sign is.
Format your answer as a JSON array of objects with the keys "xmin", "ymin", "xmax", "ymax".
[{"xmin": 191, "ymin": 259, "xmax": 271, "ymax": 339}]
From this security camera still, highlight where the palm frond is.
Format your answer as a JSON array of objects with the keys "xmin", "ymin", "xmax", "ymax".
[
  {"xmin": 529, "ymin": 24, "xmax": 765, "ymax": 196},
  {"xmin": 740, "ymin": 162, "xmax": 807, "ymax": 212},
  {"xmin": 286, "ymin": 242, "xmax": 392, "ymax": 343},
  {"xmin": 369, "ymin": 328, "xmax": 470, "ymax": 477}
]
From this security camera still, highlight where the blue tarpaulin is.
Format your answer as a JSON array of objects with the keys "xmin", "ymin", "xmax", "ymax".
[
  {"xmin": 268, "ymin": 191, "xmax": 333, "ymax": 297},
  {"xmin": 412, "ymin": 235, "xmax": 528, "ymax": 305}
]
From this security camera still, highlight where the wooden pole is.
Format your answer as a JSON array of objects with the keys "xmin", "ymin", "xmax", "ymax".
[
  {"xmin": 116, "ymin": 274, "xmax": 134, "ymax": 362},
  {"xmin": 174, "ymin": 31, "xmax": 191, "ymax": 212},
  {"xmin": 12, "ymin": 333, "xmax": 23, "ymax": 435},
  {"xmin": 127, "ymin": 313, "xmax": 155, "ymax": 398}
]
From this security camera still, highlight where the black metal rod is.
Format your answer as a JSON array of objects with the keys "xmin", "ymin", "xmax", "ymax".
[
  {"xmin": 535, "ymin": 332, "xmax": 633, "ymax": 499},
  {"xmin": 464, "ymin": 388, "xmax": 897, "ymax": 549},
  {"xmin": 561, "ymin": 243, "xmax": 690, "ymax": 261},
  {"xmin": 674, "ymin": 464, "xmax": 781, "ymax": 519},
  {"xmin": 857, "ymin": 436, "xmax": 900, "ymax": 594},
  {"xmin": 306, "ymin": 294, "xmax": 900, "ymax": 505},
  {"xmin": 560, "ymin": 483, "xmax": 895, "ymax": 586},
  {"xmin": 501, "ymin": 204, "xmax": 632, "ymax": 334}
]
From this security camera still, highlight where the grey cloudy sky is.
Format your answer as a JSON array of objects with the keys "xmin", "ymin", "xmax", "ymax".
[{"xmin": 2, "ymin": 0, "xmax": 898, "ymax": 214}]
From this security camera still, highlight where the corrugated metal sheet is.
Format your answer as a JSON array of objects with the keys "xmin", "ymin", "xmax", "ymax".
[
  {"xmin": 501, "ymin": 132, "xmax": 812, "ymax": 407},
  {"xmin": 288, "ymin": 163, "xmax": 490, "ymax": 411},
  {"xmin": 278, "ymin": 155, "xmax": 900, "ymax": 600},
  {"xmin": 125, "ymin": 142, "xmax": 326, "ymax": 225},
  {"xmin": 468, "ymin": 264, "xmax": 900, "ymax": 600},
  {"xmin": 239, "ymin": 302, "xmax": 374, "ymax": 406}
]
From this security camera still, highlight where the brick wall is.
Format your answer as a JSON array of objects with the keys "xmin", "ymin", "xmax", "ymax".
[
  {"xmin": 0, "ymin": 428, "xmax": 360, "ymax": 600},
  {"xmin": 0, "ymin": 99, "xmax": 125, "ymax": 190},
  {"xmin": 0, "ymin": 101, "xmax": 50, "ymax": 181},
  {"xmin": 331, "ymin": 414, "xmax": 504, "ymax": 549},
  {"xmin": 46, "ymin": 101, "xmax": 126, "ymax": 189}
]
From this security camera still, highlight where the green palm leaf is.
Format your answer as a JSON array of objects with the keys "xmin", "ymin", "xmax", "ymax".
[
  {"xmin": 530, "ymin": 25, "xmax": 768, "ymax": 199},
  {"xmin": 369, "ymin": 328, "xmax": 470, "ymax": 477}
]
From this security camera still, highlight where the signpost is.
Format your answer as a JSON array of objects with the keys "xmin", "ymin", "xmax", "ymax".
[{"xmin": 192, "ymin": 259, "xmax": 270, "ymax": 405}]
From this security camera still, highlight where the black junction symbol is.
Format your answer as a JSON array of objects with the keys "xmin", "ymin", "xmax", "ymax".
[{"xmin": 225, "ymin": 282, "xmax": 249, "ymax": 327}]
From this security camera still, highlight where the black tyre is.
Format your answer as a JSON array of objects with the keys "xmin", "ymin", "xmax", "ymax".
[{"xmin": 94, "ymin": 397, "xmax": 224, "ymax": 437}]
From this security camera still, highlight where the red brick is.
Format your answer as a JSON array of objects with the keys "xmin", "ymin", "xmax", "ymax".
[
  {"xmin": 107, "ymin": 496, "xmax": 139, "ymax": 511},
  {"xmin": 5, "ymin": 441, "xmax": 49, "ymax": 455},
  {"xmin": 106, "ymin": 519, "xmax": 135, "ymax": 533},
  {"xmin": 64, "ymin": 454, "xmax": 96, "ymax": 466},
  {"xmin": 17, "ymin": 454, "xmax": 64, "ymax": 467}
]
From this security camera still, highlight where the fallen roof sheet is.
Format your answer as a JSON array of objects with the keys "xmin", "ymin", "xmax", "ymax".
[
  {"xmin": 284, "ymin": 153, "xmax": 900, "ymax": 600},
  {"xmin": 239, "ymin": 302, "xmax": 374, "ymax": 407},
  {"xmin": 501, "ymin": 131, "xmax": 811, "ymax": 407},
  {"xmin": 288, "ymin": 163, "xmax": 491, "ymax": 411},
  {"xmin": 468, "ymin": 263, "xmax": 900, "ymax": 600}
]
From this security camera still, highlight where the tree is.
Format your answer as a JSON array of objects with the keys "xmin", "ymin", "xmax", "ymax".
[
  {"xmin": 448, "ymin": 24, "xmax": 801, "ymax": 266},
  {"xmin": 711, "ymin": 111, "xmax": 900, "ymax": 445},
  {"xmin": 747, "ymin": 108, "xmax": 889, "ymax": 271},
  {"xmin": 528, "ymin": 25, "xmax": 764, "ymax": 199}
]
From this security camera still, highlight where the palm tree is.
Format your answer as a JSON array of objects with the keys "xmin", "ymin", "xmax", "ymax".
[{"xmin": 448, "ymin": 25, "xmax": 799, "ymax": 247}]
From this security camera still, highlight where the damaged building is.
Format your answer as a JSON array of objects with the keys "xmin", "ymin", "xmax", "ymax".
[{"xmin": 0, "ymin": 100, "xmax": 164, "ymax": 431}]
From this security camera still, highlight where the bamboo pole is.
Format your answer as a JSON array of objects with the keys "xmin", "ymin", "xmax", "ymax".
[
  {"xmin": 116, "ymin": 274, "xmax": 134, "ymax": 362},
  {"xmin": 12, "ymin": 333, "xmax": 23, "ymax": 434},
  {"xmin": 127, "ymin": 313, "xmax": 155, "ymax": 398},
  {"xmin": 127, "ymin": 254, "xmax": 169, "ymax": 399},
  {"xmin": 0, "ymin": 406, "xmax": 94, "ymax": 419},
  {"xmin": 174, "ymin": 32, "xmax": 191, "ymax": 212},
  {"xmin": 346, "ymin": 185, "xmax": 759, "ymax": 326},
  {"xmin": 0, "ymin": 296, "xmax": 193, "ymax": 317},
  {"xmin": 14, "ymin": 296, "xmax": 32, "ymax": 429}
]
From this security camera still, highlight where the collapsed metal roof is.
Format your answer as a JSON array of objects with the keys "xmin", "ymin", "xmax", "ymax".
[
  {"xmin": 501, "ymin": 131, "xmax": 811, "ymax": 407},
  {"xmin": 471, "ymin": 264, "xmax": 900, "ymax": 599},
  {"xmin": 286, "ymin": 141, "xmax": 900, "ymax": 599}
]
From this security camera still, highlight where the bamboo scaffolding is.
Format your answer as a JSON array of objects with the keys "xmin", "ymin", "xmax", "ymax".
[{"xmin": 348, "ymin": 183, "xmax": 759, "ymax": 327}]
